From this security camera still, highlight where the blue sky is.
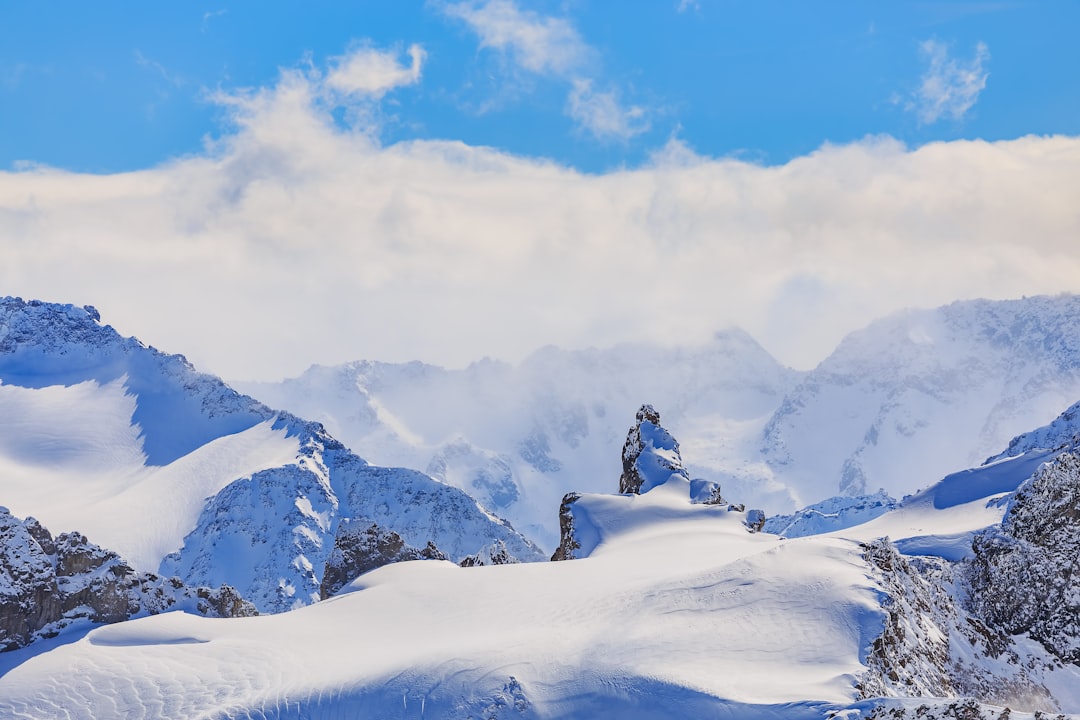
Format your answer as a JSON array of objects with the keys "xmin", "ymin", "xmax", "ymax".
[
  {"xmin": 3, "ymin": 1, "xmax": 1076, "ymax": 174},
  {"xmin": 2, "ymin": 1, "xmax": 1080, "ymax": 381}
]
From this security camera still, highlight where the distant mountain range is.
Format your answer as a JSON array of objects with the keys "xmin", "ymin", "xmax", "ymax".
[{"xmin": 240, "ymin": 294, "xmax": 1080, "ymax": 550}]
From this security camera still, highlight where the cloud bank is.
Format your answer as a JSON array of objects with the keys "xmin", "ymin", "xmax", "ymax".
[{"xmin": 1, "ymin": 50, "xmax": 1078, "ymax": 382}]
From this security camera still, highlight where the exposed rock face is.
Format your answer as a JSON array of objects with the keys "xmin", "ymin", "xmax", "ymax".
[
  {"xmin": 459, "ymin": 540, "xmax": 518, "ymax": 568},
  {"xmin": 867, "ymin": 700, "xmax": 1069, "ymax": 719},
  {"xmin": 618, "ymin": 404, "xmax": 689, "ymax": 494},
  {"xmin": 0, "ymin": 508, "xmax": 256, "ymax": 652},
  {"xmin": 549, "ymin": 493, "xmax": 582, "ymax": 562},
  {"xmin": 860, "ymin": 538, "xmax": 1056, "ymax": 711},
  {"xmin": 319, "ymin": 521, "xmax": 448, "ymax": 599},
  {"xmin": 966, "ymin": 451, "xmax": 1080, "ymax": 664}
]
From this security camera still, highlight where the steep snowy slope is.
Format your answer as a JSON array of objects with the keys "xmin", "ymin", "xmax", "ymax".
[
  {"xmin": 237, "ymin": 330, "xmax": 799, "ymax": 549},
  {"xmin": 762, "ymin": 295, "xmax": 1080, "ymax": 505},
  {"xmin": 0, "ymin": 298, "xmax": 542, "ymax": 616}
]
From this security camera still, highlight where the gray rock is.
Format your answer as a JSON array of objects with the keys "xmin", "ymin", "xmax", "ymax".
[{"xmin": 0, "ymin": 508, "xmax": 256, "ymax": 652}]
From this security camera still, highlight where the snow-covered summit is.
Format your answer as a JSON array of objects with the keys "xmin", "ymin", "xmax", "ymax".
[
  {"xmin": 0, "ymin": 297, "xmax": 542, "ymax": 616},
  {"xmin": 761, "ymin": 294, "xmax": 1080, "ymax": 504}
]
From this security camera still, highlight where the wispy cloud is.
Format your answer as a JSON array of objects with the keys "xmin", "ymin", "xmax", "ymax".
[
  {"xmin": 567, "ymin": 79, "xmax": 648, "ymax": 141},
  {"xmin": 325, "ymin": 44, "xmax": 426, "ymax": 99},
  {"xmin": 676, "ymin": 0, "xmax": 700, "ymax": 13},
  {"xmin": 134, "ymin": 50, "xmax": 185, "ymax": 87},
  {"xmin": 206, "ymin": 43, "xmax": 425, "ymax": 148},
  {"xmin": 443, "ymin": 0, "xmax": 649, "ymax": 142},
  {"xmin": 443, "ymin": 0, "xmax": 589, "ymax": 75},
  {"xmin": 909, "ymin": 39, "xmax": 990, "ymax": 125}
]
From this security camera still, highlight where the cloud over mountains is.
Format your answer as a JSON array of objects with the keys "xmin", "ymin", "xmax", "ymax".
[{"xmin": 1, "ymin": 41, "xmax": 1078, "ymax": 382}]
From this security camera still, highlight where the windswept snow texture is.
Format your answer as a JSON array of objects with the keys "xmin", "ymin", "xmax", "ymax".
[
  {"xmin": 0, "ymin": 298, "xmax": 542, "ymax": 614},
  {"xmin": 761, "ymin": 295, "xmax": 1080, "ymax": 505},
  {"xmin": 0, "ymin": 478, "xmax": 892, "ymax": 719}
]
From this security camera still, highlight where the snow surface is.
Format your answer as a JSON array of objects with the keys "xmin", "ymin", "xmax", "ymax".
[
  {"xmin": 0, "ymin": 477, "xmax": 890, "ymax": 719},
  {"xmin": 823, "ymin": 450, "xmax": 1054, "ymax": 562},
  {"xmin": 0, "ymin": 371, "xmax": 299, "ymax": 571}
]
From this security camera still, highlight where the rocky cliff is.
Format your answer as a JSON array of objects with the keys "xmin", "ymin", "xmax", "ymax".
[
  {"xmin": 966, "ymin": 451, "xmax": 1080, "ymax": 665},
  {"xmin": 320, "ymin": 520, "xmax": 447, "ymax": 599},
  {"xmin": 0, "ymin": 507, "xmax": 255, "ymax": 652}
]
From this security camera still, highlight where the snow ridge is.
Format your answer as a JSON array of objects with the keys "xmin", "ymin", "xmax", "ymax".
[
  {"xmin": 0, "ymin": 297, "xmax": 543, "ymax": 617},
  {"xmin": 761, "ymin": 294, "xmax": 1080, "ymax": 504}
]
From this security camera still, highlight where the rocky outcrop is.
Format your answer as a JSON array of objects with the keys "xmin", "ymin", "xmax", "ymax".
[
  {"xmin": 867, "ymin": 700, "xmax": 1069, "ymax": 719},
  {"xmin": 319, "ymin": 521, "xmax": 447, "ymax": 599},
  {"xmin": 966, "ymin": 451, "xmax": 1080, "ymax": 664},
  {"xmin": 0, "ymin": 508, "xmax": 256, "ymax": 652},
  {"xmin": 459, "ymin": 540, "xmax": 519, "ymax": 567},
  {"xmin": 860, "ymin": 538, "xmax": 1056, "ymax": 712},
  {"xmin": 618, "ymin": 404, "xmax": 689, "ymax": 494},
  {"xmin": 550, "ymin": 493, "xmax": 582, "ymax": 562}
]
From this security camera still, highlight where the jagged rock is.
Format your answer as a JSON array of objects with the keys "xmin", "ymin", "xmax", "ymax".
[
  {"xmin": 319, "ymin": 521, "xmax": 448, "ymax": 599},
  {"xmin": 966, "ymin": 451, "xmax": 1080, "ymax": 665},
  {"xmin": 618, "ymin": 404, "xmax": 689, "ymax": 494},
  {"xmin": 743, "ymin": 509, "xmax": 766, "ymax": 533},
  {"xmin": 459, "ymin": 540, "xmax": 518, "ymax": 567},
  {"xmin": 865, "ymin": 700, "xmax": 1065, "ymax": 719},
  {"xmin": 689, "ymin": 478, "xmax": 724, "ymax": 505},
  {"xmin": 0, "ymin": 508, "xmax": 256, "ymax": 652},
  {"xmin": 860, "ymin": 538, "xmax": 1057, "ymax": 712},
  {"xmin": 550, "ymin": 493, "xmax": 582, "ymax": 562}
]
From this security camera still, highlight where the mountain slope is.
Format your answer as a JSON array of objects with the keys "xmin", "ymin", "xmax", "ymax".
[
  {"xmin": 239, "ymin": 295, "xmax": 1080, "ymax": 538},
  {"xmin": 762, "ymin": 295, "xmax": 1080, "ymax": 504},
  {"xmin": 4, "ymin": 404, "xmax": 1080, "ymax": 718},
  {"xmin": 0, "ymin": 297, "xmax": 541, "ymax": 615}
]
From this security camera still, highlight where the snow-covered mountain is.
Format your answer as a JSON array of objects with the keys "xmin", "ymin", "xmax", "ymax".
[
  {"xmin": 236, "ymin": 330, "xmax": 800, "ymax": 550},
  {"xmin": 4, "ymin": 402, "xmax": 1080, "ymax": 718},
  {"xmin": 761, "ymin": 294, "xmax": 1080, "ymax": 505},
  {"xmin": 239, "ymin": 295, "xmax": 1080, "ymax": 546},
  {"xmin": 0, "ymin": 298, "xmax": 542, "ymax": 616}
]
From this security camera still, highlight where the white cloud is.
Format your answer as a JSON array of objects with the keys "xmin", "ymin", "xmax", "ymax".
[
  {"xmin": 443, "ymin": 0, "xmax": 589, "ymax": 76},
  {"xmin": 676, "ymin": 0, "xmax": 700, "ymax": 12},
  {"xmin": 325, "ymin": 44, "xmax": 426, "ymax": 98},
  {"xmin": 910, "ymin": 40, "xmax": 990, "ymax": 124},
  {"xmin": 444, "ymin": 0, "xmax": 649, "ymax": 140},
  {"xmin": 2, "ymin": 62, "xmax": 1078, "ymax": 384},
  {"xmin": 566, "ymin": 79, "xmax": 649, "ymax": 141}
]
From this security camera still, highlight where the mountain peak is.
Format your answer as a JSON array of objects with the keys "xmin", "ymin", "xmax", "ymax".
[{"xmin": 619, "ymin": 404, "xmax": 689, "ymax": 495}]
